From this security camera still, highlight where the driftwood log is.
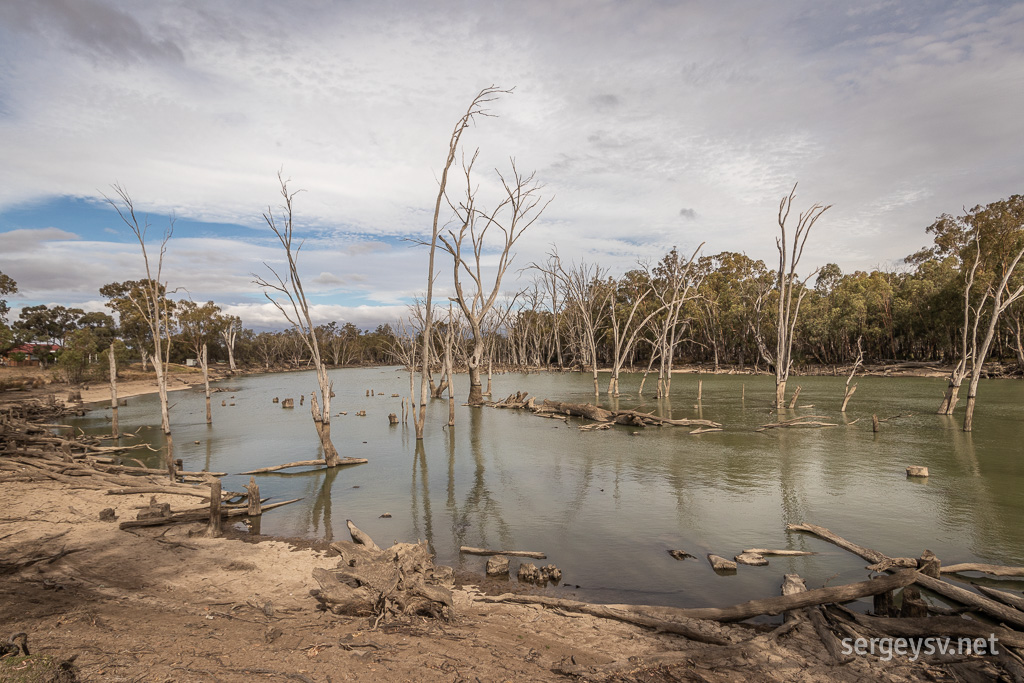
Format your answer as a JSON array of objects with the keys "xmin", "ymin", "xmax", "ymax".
[
  {"xmin": 482, "ymin": 396, "xmax": 722, "ymax": 431},
  {"xmin": 118, "ymin": 498, "xmax": 300, "ymax": 529},
  {"xmin": 941, "ymin": 562, "xmax": 1024, "ymax": 577},
  {"xmin": 475, "ymin": 594, "xmax": 729, "ymax": 645},
  {"xmin": 460, "ymin": 546, "xmax": 546, "ymax": 559},
  {"xmin": 238, "ymin": 457, "xmax": 368, "ymax": 475},
  {"xmin": 312, "ymin": 522, "xmax": 454, "ymax": 622},
  {"xmin": 481, "ymin": 570, "xmax": 916, "ymax": 625},
  {"xmin": 787, "ymin": 522, "xmax": 1024, "ymax": 630}
]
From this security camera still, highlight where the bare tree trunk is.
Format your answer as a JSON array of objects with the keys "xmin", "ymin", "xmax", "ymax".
[
  {"xmin": 774, "ymin": 184, "xmax": 829, "ymax": 413},
  {"xmin": 109, "ymin": 342, "xmax": 118, "ymax": 438},
  {"xmin": 418, "ymin": 87, "xmax": 507, "ymax": 438},
  {"xmin": 202, "ymin": 343, "xmax": 212, "ymax": 425}
]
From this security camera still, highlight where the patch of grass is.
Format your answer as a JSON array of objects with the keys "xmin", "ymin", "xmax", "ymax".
[{"xmin": 0, "ymin": 654, "xmax": 79, "ymax": 682}]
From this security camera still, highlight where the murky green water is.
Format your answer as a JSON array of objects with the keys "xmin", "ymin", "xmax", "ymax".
[{"xmin": 68, "ymin": 368, "xmax": 1024, "ymax": 609}]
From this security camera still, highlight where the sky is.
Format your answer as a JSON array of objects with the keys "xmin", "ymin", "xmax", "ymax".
[{"xmin": 1, "ymin": 0, "xmax": 1022, "ymax": 330}]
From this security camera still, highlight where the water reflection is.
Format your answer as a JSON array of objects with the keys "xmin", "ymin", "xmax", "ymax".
[
  {"xmin": 445, "ymin": 409, "xmax": 512, "ymax": 566},
  {"xmin": 63, "ymin": 368, "xmax": 1024, "ymax": 608},
  {"xmin": 411, "ymin": 440, "xmax": 434, "ymax": 551}
]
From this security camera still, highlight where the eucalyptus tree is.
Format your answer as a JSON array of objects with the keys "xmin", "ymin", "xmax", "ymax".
[
  {"xmin": 957, "ymin": 196, "xmax": 1024, "ymax": 431},
  {"xmin": 178, "ymin": 299, "xmax": 224, "ymax": 424},
  {"xmin": 220, "ymin": 314, "xmax": 241, "ymax": 371}
]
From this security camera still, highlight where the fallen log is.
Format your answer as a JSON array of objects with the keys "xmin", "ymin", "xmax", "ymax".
[
  {"xmin": 786, "ymin": 523, "xmax": 916, "ymax": 568},
  {"xmin": 977, "ymin": 585, "xmax": 1024, "ymax": 612},
  {"xmin": 92, "ymin": 463, "xmax": 227, "ymax": 477},
  {"xmin": 841, "ymin": 612, "xmax": 1024, "ymax": 649},
  {"xmin": 118, "ymin": 498, "xmax": 300, "ymax": 529},
  {"xmin": 479, "ymin": 571, "xmax": 917, "ymax": 628},
  {"xmin": 941, "ymin": 562, "xmax": 1024, "ymax": 577},
  {"xmin": 757, "ymin": 416, "xmax": 838, "ymax": 431},
  {"xmin": 106, "ymin": 486, "xmax": 213, "ymax": 499},
  {"xmin": 346, "ymin": 519, "xmax": 380, "ymax": 551},
  {"xmin": 787, "ymin": 522, "xmax": 1024, "ymax": 630},
  {"xmin": 474, "ymin": 594, "xmax": 729, "ymax": 645},
  {"xmin": 460, "ymin": 546, "xmax": 546, "ymax": 559},
  {"xmin": 238, "ymin": 457, "xmax": 368, "ymax": 474},
  {"xmin": 781, "ymin": 573, "xmax": 852, "ymax": 664},
  {"xmin": 483, "ymin": 571, "xmax": 918, "ymax": 625},
  {"xmin": 743, "ymin": 549, "xmax": 817, "ymax": 556}
]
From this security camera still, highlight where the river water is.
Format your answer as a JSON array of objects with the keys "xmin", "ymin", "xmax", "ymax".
[{"xmin": 69, "ymin": 367, "xmax": 1024, "ymax": 610}]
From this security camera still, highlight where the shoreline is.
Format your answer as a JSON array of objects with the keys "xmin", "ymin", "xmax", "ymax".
[
  {"xmin": 0, "ymin": 393, "xmax": 1015, "ymax": 680},
  {"xmin": 2, "ymin": 359, "xmax": 987, "ymax": 411}
]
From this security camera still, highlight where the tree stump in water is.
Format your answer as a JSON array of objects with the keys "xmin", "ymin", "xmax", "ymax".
[
  {"xmin": 281, "ymin": 398, "xmax": 294, "ymax": 408},
  {"xmin": 906, "ymin": 466, "xmax": 929, "ymax": 477},
  {"xmin": 388, "ymin": 413, "xmax": 398, "ymax": 425}
]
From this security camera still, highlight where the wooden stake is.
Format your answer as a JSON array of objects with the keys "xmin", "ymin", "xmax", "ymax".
[
  {"xmin": 697, "ymin": 379, "xmax": 702, "ymax": 401},
  {"xmin": 207, "ymin": 479, "xmax": 222, "ymax": 537},
  {"xmin": 246, "ymin": 477, "xmax": 262, "ymax": 515},
  {"xmin": 109, "ymin": 342, "xmax": 119, "ymax": 438},
  {"xmin": 872, "ymin": 414, "xmax": 880, "ymax": 432}
]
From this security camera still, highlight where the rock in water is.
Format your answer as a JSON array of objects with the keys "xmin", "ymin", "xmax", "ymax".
[
  {"xmin": 735, "ymin": 552, "xmax": 768, "ymax": 566},
  {"xmin": 707, "ymin": 554, "xmax": 737, "ymax": 571},
  {"xmin": 486, "ymin": 556, "xmax": 510, "ymax": 576},
  {"xmin": 668, "ymin": 549, "xmax": 693, "ymax": 561}
]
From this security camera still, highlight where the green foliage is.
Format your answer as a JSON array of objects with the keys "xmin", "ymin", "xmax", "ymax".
[{"xmin": 56, "ymin": 328, "xmax": 102, "ymax": 383}]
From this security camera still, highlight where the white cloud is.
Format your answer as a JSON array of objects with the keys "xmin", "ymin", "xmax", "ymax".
[{"xmin": 1, "ymin": 0, "xmax": 1022, "ymax": 321}]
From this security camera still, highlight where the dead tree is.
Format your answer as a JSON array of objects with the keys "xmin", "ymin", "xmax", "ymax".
[
  {"xmin": 105, "ymin": 185, "xmax": 176, "ymax": 480},
  {"xmin": 254, "ymin": 173, "xmax": 342, "ymax": 468},
  {"xmin": 546, "ymin": 254, "xmax": 612, "ymax": 396},
  {"xmin": 939, "ymin": 238, "xmax": 983, "ymax": 414},
  {"xmin": 963, "ymin": 243, "xmax": 1024, "ymax": 431},
  {"xmin": 220, "ymin": 315, "xmax": 241, "ymax": 372},
  {"xmin": 774, "ymin": 184, "xmax": 830, "ymax": 411},
  {"xmin": 108, "ymin": 342, "xmax": 118, "ymax": 438},
  {"xmin": 440, "ymin": 155, "xmax": 549, "ymax": 404},
  {"xmin": 646, "ymin": 245, "xmax": 703, "ymax": 398},
  {"xmin": 840, "ymin": 336, "xmax": 863, "ymax": 412},
  {"xmin": 416, "ymin": 86, "xmax": 509, "ymax": 437}
]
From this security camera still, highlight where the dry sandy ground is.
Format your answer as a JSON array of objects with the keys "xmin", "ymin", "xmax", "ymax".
[{"xmin": 0, "ymin": 478, "xmax": 959, "ymax": 683}]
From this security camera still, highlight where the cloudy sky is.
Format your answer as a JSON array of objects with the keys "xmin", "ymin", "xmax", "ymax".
[{"xmin": 1, "ymin": 0, "xmax": 1022, "ymax": 329}]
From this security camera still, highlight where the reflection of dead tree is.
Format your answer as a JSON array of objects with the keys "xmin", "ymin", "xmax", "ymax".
[
  {"xmin": 417, "ymin": 86, "xmax": 509, "ymax": 438},
  {"xmin": 253, "ymin": 174, "xmax": 343, "ymax": 469},
  {"xmin": 105, "ymin": 185, "xmax": 176, "ymax": 481},
  {"xmin": 773, "ymin": 184, "xmax": 830, "ymax": 411},
  {"xmin": 440, "ymin": 156, "xmax": 549, "ymax": 404}
]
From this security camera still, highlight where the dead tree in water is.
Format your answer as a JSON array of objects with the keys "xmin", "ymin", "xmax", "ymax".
[
  {"xmin": 254, "ymin": 174, "xmax": 342, "ymax": 468},
  {"xmin": 939, "ymin": 238, "xmax": 982, "ymax": 415},
  {"xmin": 840, "ymin": 336, "xmax": 863, "ymax": 412},
  {"xmin": 773, "ymin": 184, "xmax": 829, "ymax": 412},
  {"xmin": 105, "ymin": 186, "xmax": 176, "ymax": 480},
  {"xmin": 440, "ymin": 154, "xmax": 549, "ymax": 405},
  {"xmin": 415, "ymin": 86, "xmax": 509, "ymax": 437}
]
